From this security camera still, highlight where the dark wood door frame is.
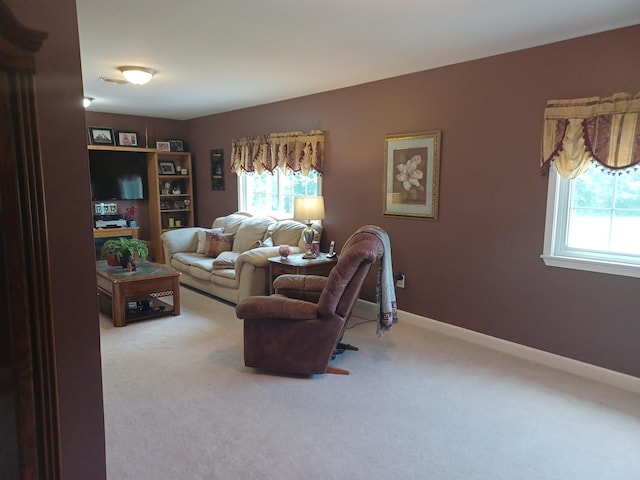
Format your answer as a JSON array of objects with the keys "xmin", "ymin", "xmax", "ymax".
[{"xmin": 0, "ymin": 1, "xmax": 60, "ymax": 478}]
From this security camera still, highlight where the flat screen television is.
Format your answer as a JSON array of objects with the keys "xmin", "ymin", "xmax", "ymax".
[{"xmin": 89, "ymin": 151, "xmax": 148, "ymax": 200}]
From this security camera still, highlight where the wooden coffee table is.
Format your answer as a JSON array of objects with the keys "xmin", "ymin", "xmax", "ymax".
[{"xmin": 96, "ymin": 260, "xmax": 181, "ymax": 327}]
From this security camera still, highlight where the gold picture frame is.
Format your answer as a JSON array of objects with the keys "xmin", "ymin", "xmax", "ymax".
[{"xmin": 383, "ymin": 130, "xmax": 441, "ymax": 220}]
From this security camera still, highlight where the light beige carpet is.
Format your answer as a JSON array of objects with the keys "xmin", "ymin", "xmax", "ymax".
[{"xmin": 100, "ymin": 287, "xmax": 640, "ymax": 480}]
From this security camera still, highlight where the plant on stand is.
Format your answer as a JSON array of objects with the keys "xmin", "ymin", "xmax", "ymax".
[{"xmin": 101, "ymin": 237, "xmax": 149, "ymax": 270}]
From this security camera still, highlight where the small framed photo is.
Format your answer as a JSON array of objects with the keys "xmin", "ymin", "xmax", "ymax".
[
  {"xmin": 174, "ymin": 200, "xmax": 186, "ymax": 209},
  {"xmin": 160, "ymin": 200, "xmax": 172, "ymax": 210},
  {"xmin": 169, "ymin": 140, "xmax": 184, "ymax": 152},
  {"xmin": 156, "ymin": 141, "xmax": 171, "ymax": 151},
  {"xmin": 159, "ymin": 161, "xmax": 176, "ymax": 175},
  {"xmin": 116, "ymin": 131, "xmax": 138, "ymax": 147},
  {"xmin": 180, "ymin": 168, "xmax": 188, "ymax": 175},
  {"xmin": 88, "ymin": 127, "xmax": 114, "ymax": 146}
]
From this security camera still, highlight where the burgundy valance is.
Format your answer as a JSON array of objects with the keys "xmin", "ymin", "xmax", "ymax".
[
  {"xmin": 231, "ymin": 130, "xmax": 325, "ymax": 176},
  {"xmin": 540, "ymin": 92, "xmax": 640, "ymax": 178}
]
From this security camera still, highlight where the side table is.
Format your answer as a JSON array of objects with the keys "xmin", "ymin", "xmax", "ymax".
[{"xmin": 267, "ymin": 253, "xmax": 338, "ymax": 294}]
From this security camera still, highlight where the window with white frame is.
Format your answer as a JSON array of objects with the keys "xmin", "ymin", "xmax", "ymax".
[
  {"xmin": 542, "ymin": 163, "xmax": 640, "ymax": 278},
  {"xmin": 238, "ymin": 168, "xmax": 321, "ymax": 219}
]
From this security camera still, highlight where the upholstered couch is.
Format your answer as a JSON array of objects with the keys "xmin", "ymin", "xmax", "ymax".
[{"xmin": 161, "ymin": 212, "xmax": 318, "ymax": 304}]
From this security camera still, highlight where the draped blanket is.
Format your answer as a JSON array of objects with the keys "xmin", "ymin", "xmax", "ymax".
[{"xmin": 356, "ymin": 225, "xmax": 398, "ymax": 337}]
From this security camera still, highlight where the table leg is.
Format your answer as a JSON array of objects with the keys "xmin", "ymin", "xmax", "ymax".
[
  {"xmin": 112, "ymin": 284, "xmax": 126, "ymax": 327},
  {"xmin": 172, "ymin": 276, "xmax": 180, "ymax": 316}
]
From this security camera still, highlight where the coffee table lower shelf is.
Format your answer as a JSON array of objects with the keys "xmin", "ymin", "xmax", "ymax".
[{"xmin": 98, "ymin": 291, "xmax": 176, "ymax": 324}]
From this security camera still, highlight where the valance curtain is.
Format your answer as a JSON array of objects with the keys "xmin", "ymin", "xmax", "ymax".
[
  {"xmin": 230, "ymin": 130, "xmax": 325, "ymax": 176},
  {"xmin": 540, "ymin": 92, "xmax": 640, "ymax": 179}
]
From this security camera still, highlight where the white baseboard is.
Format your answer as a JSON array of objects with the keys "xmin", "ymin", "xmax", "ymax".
[{"xmin": 352, "ymin": 300, "xmax": 640, "ymax": 395}]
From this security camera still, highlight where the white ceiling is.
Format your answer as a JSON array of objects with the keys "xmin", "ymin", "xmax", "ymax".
[{"xmin": 76, "ymin": 0, "xmax": 640, "ymax": 121}]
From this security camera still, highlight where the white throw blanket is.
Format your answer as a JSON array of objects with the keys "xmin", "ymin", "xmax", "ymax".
[{"xmin": 356, "ymin": 225, "xmax": 398, "ymax": 336}]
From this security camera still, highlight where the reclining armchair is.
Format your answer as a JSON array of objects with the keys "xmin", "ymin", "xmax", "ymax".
[{"xmin": 235, "ymin": 227, "xmax": 388, "ymax": 376}]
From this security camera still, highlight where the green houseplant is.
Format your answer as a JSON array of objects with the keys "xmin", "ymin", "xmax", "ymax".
[{"xmin": 101, "ymin": 237, "xmax": 149, "ymax": 268}]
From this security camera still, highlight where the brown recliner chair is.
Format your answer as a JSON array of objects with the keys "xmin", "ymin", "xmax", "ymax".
[{"xmin": 235, "ymin": 227, "xmax": 387, "ymax": 376}]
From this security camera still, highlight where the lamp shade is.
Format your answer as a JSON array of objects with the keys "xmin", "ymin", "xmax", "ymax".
[
  {"xmin": 119, "ymin": 66, "xmax": 156, "ymax": 85},
  {"xmin": 294, "ymin": 196, "xmax": 325, "ymax": 221}
]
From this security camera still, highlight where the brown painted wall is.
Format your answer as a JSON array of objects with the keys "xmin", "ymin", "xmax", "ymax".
[
  {"xmin": 186, "ymin": 26, "xmax": 640, "ymax": 378},
  {"xmin": 6, "ymin": 0, "xmax": 106, "ymax": 478}
]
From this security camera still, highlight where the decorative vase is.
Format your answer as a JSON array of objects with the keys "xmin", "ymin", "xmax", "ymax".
[
  {"xmin": 278, "ymin": 245, "xmax": 290, "ymax": 259},
  {"xmin": 106, "ymin": 253, "xmax": 120, "ymax": 267}
]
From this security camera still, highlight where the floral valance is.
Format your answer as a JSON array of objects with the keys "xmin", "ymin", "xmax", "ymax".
[
  {"xmin": 230, "ymin": 130, "xmax": 325, "ymax": 176},
  {"xmin": 540, "ymin": 92, "xmax": 640, "ymax": 179}
]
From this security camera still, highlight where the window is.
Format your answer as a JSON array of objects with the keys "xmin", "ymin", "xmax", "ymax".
[
  {"xmin": 238, "ymin": 168, "xmax": 321, "ymax": 219},
  {"xmin": 542, "ymin": 163, "xmax": 640, "ymax": 277}
]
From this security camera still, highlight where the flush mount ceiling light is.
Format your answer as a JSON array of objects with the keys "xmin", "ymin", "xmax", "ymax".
[
  {"xmin": 83, "ymin": 96, "xmax": 94, "ymax": 108},
  {"xmin": 118, "ymin": 66, "xmax": 156, "ymax": 85}
]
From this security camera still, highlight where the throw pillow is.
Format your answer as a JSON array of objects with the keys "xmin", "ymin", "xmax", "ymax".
[
  {"xmin": 207, "ymin": 232, "xmax": 235, "ymax": 258},
  {"xmin": 197, "ymin": 228, "xmax": 224, "ymax": 254},
  {"xmin": 212, "ymin": 251, "xmax": 238, "ymax": 270}
]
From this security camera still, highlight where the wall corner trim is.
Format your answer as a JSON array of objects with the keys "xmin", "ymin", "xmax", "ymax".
[{"xmin": 352, "ymin": 300, "xmax": 640, "ymax": 395}]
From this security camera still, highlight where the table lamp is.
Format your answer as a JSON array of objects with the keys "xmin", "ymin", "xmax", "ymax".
[{"xmin": 294, "ymin": 196, "xmax": 325, "ymax": 258}]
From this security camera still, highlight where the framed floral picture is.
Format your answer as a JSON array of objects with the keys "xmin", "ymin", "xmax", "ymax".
[{"xmin": 383, "ymin": 130, "xmax": 441, "ymax": 220}]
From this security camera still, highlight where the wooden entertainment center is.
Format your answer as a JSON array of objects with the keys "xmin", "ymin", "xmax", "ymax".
[{"xmin": 88, "ymin": 145, "xmax": 194, "ymax": 263}]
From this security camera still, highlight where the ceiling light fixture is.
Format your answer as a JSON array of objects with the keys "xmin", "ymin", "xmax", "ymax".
[
  {"xmin": 118, "ymin": 66, "xmax": 156, "ymax": 85},
  {"xmin": 83, "ymin": 97, "xmax": 94, "ymax": 108}
]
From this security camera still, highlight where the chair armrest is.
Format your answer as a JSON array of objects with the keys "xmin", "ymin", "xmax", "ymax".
[
  {"xmin": 161, "ymin": 227, "xmax": 201, "ymax": 257},
  {"xmin": 235, "ymin": 246, "xmax": 303, "ymax": 269},
  {"xmin": 236, "ymin": 295, "xmax": 318, "ymax": 321},
  {"xmin": 273, "ymin": 274, "xmax": 327, "ymax": 302}
]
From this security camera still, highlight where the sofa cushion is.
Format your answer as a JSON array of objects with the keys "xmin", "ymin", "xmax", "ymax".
[
  {"xmin": 233, "ymin": 216, "xmax": 275, "ymax": 253},
  {"xmin": 212, "ymin": 251, "xmax": 240, "ymax": 270},
  {"xmin": 268, "ymin": 220, "xmax": 307, "ymax": 247},
  {"xmin": 172, "ymin": 251, "xmax": 214, "ymax": 270},
  {"xmin": 210, "ymin": 268, "xmax": 237, "ymax": 285},
  {"xmin": 173, "ymin": 251, "xmax": 205, "ymax": 266},
  {"xmin": 189, "ymin": 256, "xmax": 216, "ymax": 272},
  {"xmin": 212, "ymin": 212, "xmax": 252, "ymax": 235},
  {"xmin": 196, "ymin": 227, "xmax": 224, "ymax": 254},
  {"xmin": 208, "ymin": 232, "xmax": 235, "ymax": 257}
]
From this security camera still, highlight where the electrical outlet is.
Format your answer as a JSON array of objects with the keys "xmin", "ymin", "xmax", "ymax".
[{"xmin": 395, "ymin": 274, "xmax": 405, "ymax": 289}]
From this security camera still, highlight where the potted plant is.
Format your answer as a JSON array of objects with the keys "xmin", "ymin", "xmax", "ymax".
[{"xmin": 101, "ymin": 237, "xmax": 149, "ymax": 269}]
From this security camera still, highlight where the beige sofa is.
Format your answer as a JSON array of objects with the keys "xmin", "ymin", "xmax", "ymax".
[{"xmin": 161, "ymin": 212, "xmax": 318, "ymax": 304}]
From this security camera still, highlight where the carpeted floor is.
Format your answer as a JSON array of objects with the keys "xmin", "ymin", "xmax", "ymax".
[{"xmin": 100, "ymin": 287, "xmax": 640, "ymax": 480}]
